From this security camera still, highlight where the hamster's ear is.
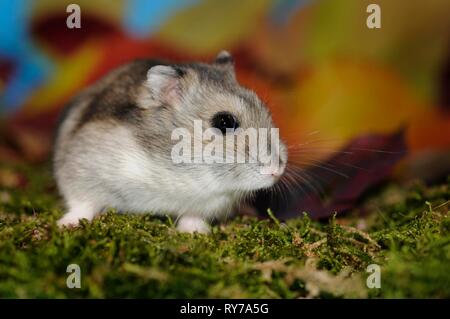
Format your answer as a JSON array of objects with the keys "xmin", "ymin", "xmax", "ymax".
[
  {"xmin": 214, "ymin": 50, "xmax": 234, "ymax": 64},
  {"xmin": 214, "ymin": 50, "xmax": 235, "ymax": 77},
  {"xmin": 139, "ymin": 65, "xmax": 184, "ymax": 108}
]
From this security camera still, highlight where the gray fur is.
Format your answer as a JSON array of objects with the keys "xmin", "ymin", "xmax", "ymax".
[{"xmin": 53, "ymin": 52, "xmax": 287, "ymax": 233}]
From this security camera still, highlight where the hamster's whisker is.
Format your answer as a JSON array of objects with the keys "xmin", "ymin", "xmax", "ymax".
[
  {"xmin": 277, "ymin": 179, "xmax": 290, "ymax": 204},
  {"xmin": 306, "ymin": 130, "xmax": 321, "ymax": 136},
  {"xmin": 287, "ymin": 164, "xmax": 334, "ymax": 196},
  {"xmin": 284, "ymin": 165, "xmax": 324, "ymax": 198},
  {"xmin": 283, "ymin": 166, "xmax": 321, "ymax": 199},
  {"xmin": 288, "ymin": 159, "xmax": 350, "ymax": 179},
  {"xmin": 289, "ymin": 152, "xmax": 370, "ymax": 172},
  {"xmin": 299, "ymin": 170, "xmax": 326, "ymax": 198},
  {"xmin": 277, "ymin": 170, "xmax": 297, "ymax": 198},
  {"xmin": 288, "ymin": 148, "xmax": 354, "ymax": 155},
  {"xmin": 276, "ymin": 175, "xmax": 291, "ymax": 201},
  {"xmin": 330, "ymin": 160, "xmax": 368, "ymax": 172},
  {"xmin": 277, "ymin": 129, "xmax": 322, "ymax": 141},
  {"xmin": 347, "ymin": 147, "xmax": 403, "ymax": 154},
  {"xmin": 270, "ymin": 179, "xmax": 284, "ymax": 202},
  {"xmin": 288, "ymin": 144, "xmax": 401, "ymax": 155},
  {"xmin": 287, "ymin": 137, "xmax": 345, "ymax": 149}
]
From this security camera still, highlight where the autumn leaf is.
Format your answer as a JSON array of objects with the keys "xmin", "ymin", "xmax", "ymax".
[{"xmin": 252, "ymin": 130, "xmax": 407, "ymax": 220}]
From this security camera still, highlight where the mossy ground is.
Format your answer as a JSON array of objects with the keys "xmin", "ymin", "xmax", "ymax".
[{"xmin": 0, "ymin": 163, "xmax": 449, "ymax": 298}]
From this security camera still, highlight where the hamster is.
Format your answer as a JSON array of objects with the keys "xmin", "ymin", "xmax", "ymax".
[{"xmin": 53, "ymin": 51, "xmax": 287, "ymax": 233}]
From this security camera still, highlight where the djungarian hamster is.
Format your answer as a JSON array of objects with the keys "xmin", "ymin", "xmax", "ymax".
[{"xmin": 53, "ymin": 51, "xmax": 287, "ymax": 233}]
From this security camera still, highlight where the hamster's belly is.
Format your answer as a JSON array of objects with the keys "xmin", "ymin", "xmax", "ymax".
[
  {"xmin": 57, "ymin": 123, "xmax": 240, "ymax": 218},
  {"xmin": 108, "ymin": 184, "xmax": 238, "ymax": 219}
]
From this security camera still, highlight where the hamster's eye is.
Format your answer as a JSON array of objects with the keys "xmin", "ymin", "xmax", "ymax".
[{"xmin": 211, "ymin": 112, "xmax": 239, "ymax": 134}]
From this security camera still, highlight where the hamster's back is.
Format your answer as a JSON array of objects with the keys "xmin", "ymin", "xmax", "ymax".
[{"xmin": 53, "ymin": 59, "xmax": 164, "ymax": 149}]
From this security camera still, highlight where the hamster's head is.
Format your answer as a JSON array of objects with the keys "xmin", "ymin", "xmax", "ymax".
[{"xmin": 137, "ymin": 51, "xmax": 287, "ymax": 194}]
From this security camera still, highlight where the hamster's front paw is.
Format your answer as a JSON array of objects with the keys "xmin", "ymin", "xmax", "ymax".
[
  {"xmin": 177, "ymin": 216, "xmax": 210, "ymax": 234},
  {"xmin": 57, "ymin": 201, "xmax": 98, "ymax": 228},
  {"xmin": 57, "ymin": 214, "xmax": 82, "ymax": 228},
  {"xmin": 57, "ymin": 202, "xmax": 96, "ymax": 227}
]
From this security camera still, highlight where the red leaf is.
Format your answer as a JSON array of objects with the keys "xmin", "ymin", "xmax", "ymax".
[{"xmin": 251, "ymin": 130, "xmax": 407, "ymax": 220}]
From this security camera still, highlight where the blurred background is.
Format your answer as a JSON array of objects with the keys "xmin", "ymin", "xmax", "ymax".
[{"xmin": 0, "ymin": 0, "xmax": 449, "ymax": 218}]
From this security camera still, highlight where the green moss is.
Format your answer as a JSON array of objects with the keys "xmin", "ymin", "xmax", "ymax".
[{"xmin": 0, "ymin": 163, "xmax": 448, "ymax": 298}]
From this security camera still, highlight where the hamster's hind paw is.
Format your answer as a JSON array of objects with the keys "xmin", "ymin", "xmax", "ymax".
[{"xmin": 177, "ymin": 216, "xmax": 210, "ymax": 234}]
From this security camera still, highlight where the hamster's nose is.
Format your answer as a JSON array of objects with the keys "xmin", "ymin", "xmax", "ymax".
[
  {"xmin": 271, "ymin": 168, "xmax": 284, "ymax": 178},
  {"xmin": 260, "ymin": 164, "xmax": 285, "ymax": 179}
]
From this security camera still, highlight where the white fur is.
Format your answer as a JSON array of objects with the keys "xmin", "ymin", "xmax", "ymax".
[
  {"xmin": 176, "ymin": 216, "xmax": 210, "ymax": 234},
  {"xmin": 54, "ymin": 59, "xmax": 287, "ymax": 233},
  {"xmin": 55, "ymin": 123, "xmax": 242, "ymax": 232}
]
